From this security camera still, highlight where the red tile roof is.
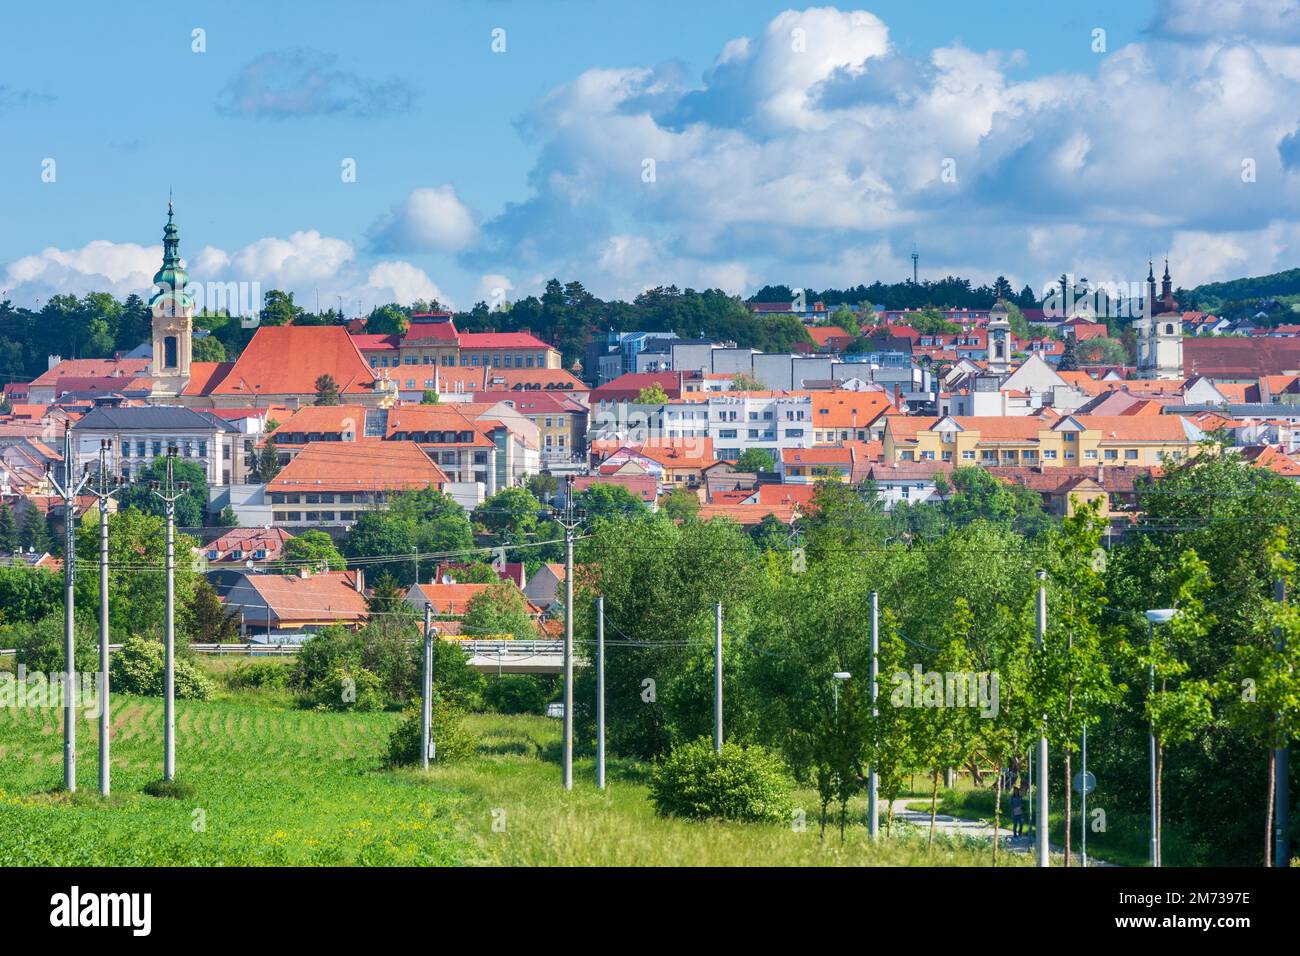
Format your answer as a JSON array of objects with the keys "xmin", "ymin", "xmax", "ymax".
[
  {"xmin": 266, "ymin": 440, "xmax": 447, "ymax": 493},
  {"xmin": 211, "ymin": 326, "xmax": 376, "ymax": 396},
  {"xmin": 458, "ymin": 332, "xmax": 554, "ymax": 350}
]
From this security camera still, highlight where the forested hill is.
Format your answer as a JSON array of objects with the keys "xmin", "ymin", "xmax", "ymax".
[{"xmin": 1188, "ymin": 268, "xmax": 1300, "ymax": 309}]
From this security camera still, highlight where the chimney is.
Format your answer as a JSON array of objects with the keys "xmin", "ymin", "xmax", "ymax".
[
  {"xmin": 354, "ymin": 568, "xmax": 365, "ymax": 593},
  {"xmin": 1097, "ymin": 462, "xmax": 1103, "ymax": 483}
]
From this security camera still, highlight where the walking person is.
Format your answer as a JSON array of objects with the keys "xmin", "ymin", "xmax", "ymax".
[{"xmin": 1010, "ymin": 787, "xmax": 1025, "ymax": 838}]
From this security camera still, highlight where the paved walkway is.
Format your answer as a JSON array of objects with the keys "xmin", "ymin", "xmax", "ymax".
[{"xmin": 889, "ymin": 798, "xmax": 1117, "ymax": 866}]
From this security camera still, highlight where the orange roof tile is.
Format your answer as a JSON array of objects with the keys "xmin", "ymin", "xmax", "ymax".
[
  {"xmin": 211, "ymin": 326, "xmax": 376, "ymax": 396},
  {"xmin": 266, "ymin": 440, "xmax": 446, "ymax": 493}
]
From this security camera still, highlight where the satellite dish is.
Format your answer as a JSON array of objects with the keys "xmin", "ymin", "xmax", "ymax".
[{"xmin": 246, "ymin": 559, "xmax": 255, "ymax": 570}]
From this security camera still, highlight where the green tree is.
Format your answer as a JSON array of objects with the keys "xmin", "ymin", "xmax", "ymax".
[
  {"xmin": 636, "ymin": 383, "xmax": 670, "ymax": 404},
  {"xmin": 281, "ymin": 529, "xmax": 346, "ymax": 571},
  {"xmin": 74, "ymin": 508, "xmax": 201, "ymax": 641},
  {"xmin": 461, "ymin": 582, "xmax": 537, "ymax": 641},
  {"xmin": 19, "ymin": 507, "xmax": 52, "ymax": 554},
  {"xmin": 366, "ymin": 303, "xmax": 409, "ymax": 336},
  {"xmin": 0, "ymin": 501, "xmax": 19, "ymax": 552},
  {"xmin": 735, "ymin": 448, "xmax": 775, "ymax": 473},
  {"xmin": 420, "ymin": 389, "xmax": 441, "ymax": 405},
  {"xmin": 190, "ymin": 579, "xmax": 238, "ymax": 643},
  {"xmin": 258, "ymin": 289, "xmax": 303, "ymax": 327},
  {"xmin": 1222, "ymin": 529, "xmax": 1300, "ymax": 865},
  {"xmin": 115, "ymin": 456, "xmax": 210, "ymax": 528},
  {"xmin": 574, "ymin": 482, "xmax": 649, "ymax": 522},
  {"xmin": 661, "ymin": 487, "xmax": 700, "ymax": 522},
  {"xmin": 730, "ymin": 371, "xmax": 765, "ymax": 391},
  {"xmin": 314, "ymin": 374, "xmax": 340, "ymax": 406},
  {"xmin": 473, "ymin": 487, "xmax": 541, "ymax": 543},
  {"xmin": 1037, "ymin": 499, "xmax": 1119, "ymax": 865},
  {"xmin": 216, "ymin": 505, "xmax": 240, "ymax": 527},
  {"xmin": 192, "ymin": 335, "xmax": 227, "ymax": 362},
  {"xmin": 1130, "ymin": 548, "xmax": 1215, "ymax": 865},
  {"xmin": 256, "ymin": 442, "xmax": 281, "ymax": 482}
]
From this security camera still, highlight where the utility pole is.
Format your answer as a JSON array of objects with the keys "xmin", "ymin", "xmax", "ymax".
[
  {"xmin": 596, "ymin": 594, "xmax": 606, "ymax": 790},
  {"xmin": 89, "ymin": 440, "xmax": 118, "ymax": 797},
  {"xmin": 714, "ymin": 602, "xmax": 723, "ymax": 752},
  {"xmin": 1080, "ymin": 722, "xmax": 1088, "ymax": 868},
  {"xmin": 48, "ymin": 426, "xmax": 89, "ymax": 793},
  {"xmin": 422, "ymin": 602, "xmax": 433, "ymax": 770},
  {"xmin": 151, "ymin": 448, "xmax": 188, "ymax": 783},
  {"xmin": 868, "ymin": 590, "xmax": 880, "ymax": 839},
  {"xmin": 558, "ymin": 476, "xmax": 578, "ymax": 790},
  {"xmin": 1035, "ymin": 569, "xmax": 1049, "ymax": 867},
  {"xmin": 1275, "ymin": 575, "xmax": 1290, "ymax": 867}
]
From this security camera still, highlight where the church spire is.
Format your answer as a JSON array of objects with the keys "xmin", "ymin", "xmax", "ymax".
[{"xmin": 1161, "ymin": 257, "xmax": 1173, "ymax": 298}]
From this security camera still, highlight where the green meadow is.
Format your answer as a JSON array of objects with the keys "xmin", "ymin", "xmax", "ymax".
[{"xmin": 0, "ymin": 662, "xmax": 1023, "ymax": 867}]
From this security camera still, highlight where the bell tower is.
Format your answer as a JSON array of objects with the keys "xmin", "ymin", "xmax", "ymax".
[
  {"xmin": 986, "ymin": 298, "xmax": 1012, "ymax": 376},
  {"xmin": 149, "ymin": 200, "xmax": 194, "ymax": 399}
]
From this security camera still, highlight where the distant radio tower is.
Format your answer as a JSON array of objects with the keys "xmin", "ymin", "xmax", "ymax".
[{"xmin": 911, "ymin": 246, "xmax": 919, "ymax": 284}]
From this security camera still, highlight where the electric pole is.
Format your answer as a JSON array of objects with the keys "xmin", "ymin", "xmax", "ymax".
[
  {"xmin": 151, "ymin": 448, "xmax": 189, "ymax": 783},
  {"xmin": 714, "ymin": 602, "xmax": 723, "ymax": 752},
  {"xmin": 1275, "ymin": 575, "xmax": 1290, "ymax": 867},
  {"xmin": 422, "ymin": 602, "xmax": 433, "ymax": 770},
  {"xmin": 89, "ymin": 440, "xmax": 119, "ymax": 796},
  {"xmin": 558, "ymin": 476, "xmax": 579, "ymax": 790},
  {"xmin": 596, "ymin": 593, "xmax": 606, "ymax": 790},
  {"xmin": 48, "ymin": 426, "xmax": 89, "ymax": 793},
  {"xmin": 1036, "ymin": 569, "xmax": 1049, "ymax": 867},
  {"xmin": 868, "ymin": 590, "xmax": 880, "ymax": 839}
]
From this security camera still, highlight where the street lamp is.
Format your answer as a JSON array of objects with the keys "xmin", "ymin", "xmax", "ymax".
[
  {"xmin": 1145, "ymin": 608, "xmax": 1176, "ymax": 868},
  {"xmin": 833, "ymin": 671, "xmax": 851, "ymax": 716}
]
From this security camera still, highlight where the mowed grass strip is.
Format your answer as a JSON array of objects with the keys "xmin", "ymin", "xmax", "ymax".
[
  {"xmin": 1, "ymin": 693, "xmax": 1024, "ymax": 867},
  {"xmin": 0, "ymin": 696, "xmax": 469, "ymax": 866}
]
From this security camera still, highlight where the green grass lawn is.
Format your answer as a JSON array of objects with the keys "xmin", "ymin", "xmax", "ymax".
[{"xmin": 0, "ymin": 676, "xmax": 1024, "ymax": 866}]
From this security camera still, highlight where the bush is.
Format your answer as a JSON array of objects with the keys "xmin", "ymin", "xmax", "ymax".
[
  {"xmin": 385, "ymin": 699, "xmax": 478, "ymax": 766},
  {"xmin": 483, "ymin": 674, "xmax": 560, "ymax": 715},
  {"xmin": 225, "ymin": 659, "xmax": 292, "ymax": 690},
  {"xmin": 304, "ymin": 664, "xmax": 385, "ymax": 712},
  {"xmin": 12, "ymin": 613, "xmax": 97, "ymax": 675},
  {"xmin": 649, "ymin": 738, "xmax": 792, "ymax": 823},
  {"xmin": 109, "ymin": 636, "xmax": 214, "ymax": 700},
  {"xmin": 292, "ymin": 623, "xmax": 484, "ymax": 712}
]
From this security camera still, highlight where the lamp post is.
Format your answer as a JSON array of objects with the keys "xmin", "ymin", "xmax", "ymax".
[
  {"xmin": 832, "ymin": 671, "xmax": 851, "ymax": 717},
  {"xmin": 1145, "ymin": 608, "xmax": 1176, "ymax": 868}
]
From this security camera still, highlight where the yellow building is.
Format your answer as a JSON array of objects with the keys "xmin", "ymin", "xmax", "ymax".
[{"xmin": 882, "ymin": 414, "xmax": 1205, "ymax": 468}]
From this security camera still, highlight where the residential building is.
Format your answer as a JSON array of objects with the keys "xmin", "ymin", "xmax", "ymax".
[
  {"xmin": 882, "ymin": 414, "xmax": 1205, "ymax": 468},
  {"xmin": 72, "ymin": 405, "xmax": 239, "ymax": 484},
  {"xmin": 265, "ymin": 440, "xmax": 448, "ymax": 530},
  {"xmin": 222, "ymin": 569, "xmax": 368, "ymax": 642}
]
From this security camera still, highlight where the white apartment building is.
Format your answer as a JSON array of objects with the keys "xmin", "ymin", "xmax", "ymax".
[{"xmin": 696, "ymin": 393, "xmax": 813, "ymax": 461}]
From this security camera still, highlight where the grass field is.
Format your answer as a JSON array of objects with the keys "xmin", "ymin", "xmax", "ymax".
[{"xmin": 0, "ymin": 663, "xmax": 1026, "ymax": 867}]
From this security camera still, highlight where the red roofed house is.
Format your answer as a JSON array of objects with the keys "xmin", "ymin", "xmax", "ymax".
[
  {"xmin": 779, "ymin": 446, "xmax": 854, "ymax": 483},
  {"xmin": 266, "ymin": 439, "xmax": 447, "ymax": 531},
  {"xmin": 222, "ymin": 569, "xmax": 369, "ymax": 641},
  {"xmin": 188, "ymin": 325, "xmax": 388, "ymax": 409},
  {"xmin": 201, "ymin": 527, "xmax": 295, "ymax": 565}
]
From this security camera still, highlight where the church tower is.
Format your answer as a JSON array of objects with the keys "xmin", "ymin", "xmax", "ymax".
[
  {"xmin": 149, "ymin": 201, "xmax": 194, "ymax": 399},
  {"xmin": 1135, "ymin": 258, "xmax": 1183, "ymax": 380},
  {"xmin": 986, "ymin": 297, "xmax": 1012, "ymax": 375}
]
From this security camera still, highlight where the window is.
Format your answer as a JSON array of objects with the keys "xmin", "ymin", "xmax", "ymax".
[
  {"xmin": 719, "ymin": 429, "xmax": 737, "ymax": 439},
  {"xmin": 1084, "ymin": 450, "xmax": 1098, "ymax": 460},
  {"xmin": 962, "ymin": 450, "xmax": 975, "ymax": 460},
  {"xmin": 1104, "ymin": 449, "xmax": 1118, "ymax": 460},
  {"xmin": 921, "ymin": 451, "xmax": 935, "ymax": 460},
  {"xmin": 786, "ymin": 428, "xmax": 804, "ymax": 438},
  {"xmin": 1042, "ymin": 450, "xmax": 1056, "ymax": 460},
  {"xmin": 1125, "ymin": 449, "xmax": 1139, "ymax": 460}
]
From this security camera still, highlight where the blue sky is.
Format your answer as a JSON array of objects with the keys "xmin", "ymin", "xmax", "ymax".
[{"xmin": 3, "ymin": 1, "xmax": 1299, "ymax": 312}]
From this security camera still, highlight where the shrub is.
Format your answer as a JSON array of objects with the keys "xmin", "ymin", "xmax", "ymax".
[
  {"xmin": 649, "ymin": 738, "xmax": 792, "ymax": 823},
  {"xmin": 483, "ymin": 674, "xmax": 560, "ymax": 715},
  {"xmin": 109, "ymin": 636, "xmax": 214, "ymax": 700},
  {"xmin": 12, "ymin": 613, "xmax": 97, "ymax": 675},
  {"xmin": 386, "ymin": 699, "xmax": 478, "ymax": 766},
  {"xmin": 304, "ymin": 664, "xmax": 385, "ymax": 712},
  {"xmin": 292, "ymin": 623, "xmax": 484, "ymax": 712},
  {"xmin": 225, "ymin": 659, "xmax": 292, "ymax": 690}
]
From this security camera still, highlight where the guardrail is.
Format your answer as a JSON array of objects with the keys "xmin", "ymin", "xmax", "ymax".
[{"xmin": 2, "ymin": 641, "xmax": 565, "ymax": 658}]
